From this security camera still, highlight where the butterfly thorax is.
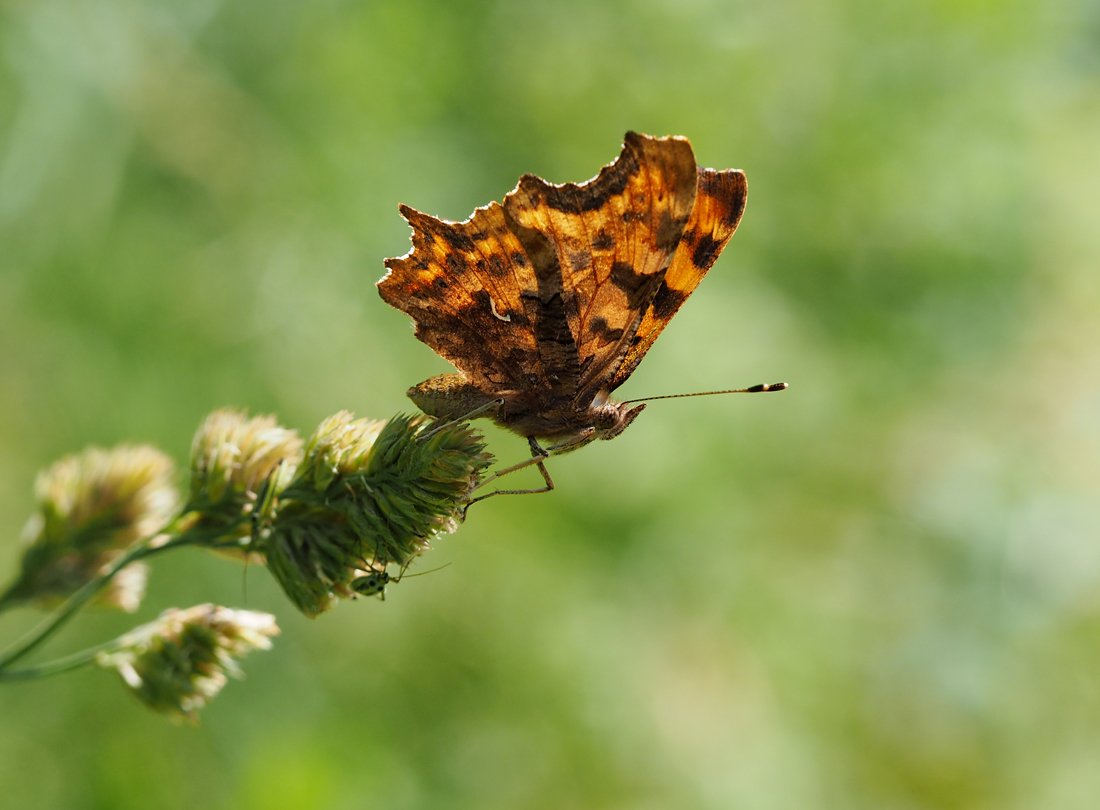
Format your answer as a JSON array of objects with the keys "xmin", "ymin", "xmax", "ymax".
[{"xmin": 408, "ymin": 373, "xmax": 646, "ymax": 452}]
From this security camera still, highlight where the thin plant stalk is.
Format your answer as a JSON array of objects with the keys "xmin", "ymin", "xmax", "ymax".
[
  {"xmin": 0, "ymin": 518, "xmax": 227, "ymax": 673},
  {"xmin": 0, "ymin": 636, "xmax": 128, "ymax": 681}
]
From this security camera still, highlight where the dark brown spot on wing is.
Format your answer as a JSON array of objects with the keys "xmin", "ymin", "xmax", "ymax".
[
  {"xmin": 568, "ymin": 250, "xmax": 592, "ymax": 272},
  {"xmin": 440, "ymin": 229, "xmax": 476, "ymax": 252},
  {"xmin": 655, "ymin": 208, "xmax": 688, "ymax": 252},
  {"xmin": 610, "ymin": 261, "xmax": 648, "ymax": 296},
  {"xmin": 589, "ymin": 315, "xmax": 626, "ymax": 345},
  {"xmin": 647, "ymin": 285, "xmax": 689, "ymax": 322},
  {"xmin": 592, "ymin": 229, "xmax": 614, "ymax": 250},
  {"xmin": 692, "ymin": 234, "xmax": 722, "ymax": 268}
]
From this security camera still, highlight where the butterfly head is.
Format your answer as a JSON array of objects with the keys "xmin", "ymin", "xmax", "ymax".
[{"xmin": 590, "ymin": 394, "xmax": 646, "ymax": 442}]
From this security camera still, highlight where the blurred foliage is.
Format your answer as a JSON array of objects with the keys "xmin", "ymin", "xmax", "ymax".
[{"xmin": 2, "ymin": 0, "xmax": 1099, "ymax": 807}]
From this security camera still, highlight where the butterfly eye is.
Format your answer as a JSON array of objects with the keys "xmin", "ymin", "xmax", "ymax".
[{"xmin": 595, "ymin": 402, "xmax": 646, "ymax": 441}]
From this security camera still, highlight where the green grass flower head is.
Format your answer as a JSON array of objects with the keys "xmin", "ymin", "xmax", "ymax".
[
  {"xmin": 259, "ymin": 412, "xmax": 492, "ymax": 617},
  {"xmin": 95, "ymin": 604, "xmax": 278, "ymax": 722},
  {"xmin": 186, "ymin": 410, "xmax": 303, "ymax": 547},
  {"xmin": 5, "ymin": 445, "xmax": 179, "ymax": 611}
]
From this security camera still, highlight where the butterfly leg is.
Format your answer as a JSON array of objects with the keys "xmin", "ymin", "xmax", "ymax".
[{"xmin": 462, "ymin": 437, "xmax": 556, "ymax": 515}]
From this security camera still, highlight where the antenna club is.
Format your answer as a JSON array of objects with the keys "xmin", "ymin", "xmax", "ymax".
[{"xmin": 748, "ymin": 382, "xmax": 789, "ymax": 393}]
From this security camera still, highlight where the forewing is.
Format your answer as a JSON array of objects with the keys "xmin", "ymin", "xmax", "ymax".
[
  {"xmin": 609, "ymin": 168, "xmax": 748, "ymax": 391},
  {"xmin": 502, "ymin": 132, "xmax": 698, "ymax": 402}
]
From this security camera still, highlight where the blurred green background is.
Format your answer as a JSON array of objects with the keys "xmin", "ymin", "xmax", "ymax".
[{"xmin": 2, "ymin": 0, "xmax": 1098, "ymax": 807}]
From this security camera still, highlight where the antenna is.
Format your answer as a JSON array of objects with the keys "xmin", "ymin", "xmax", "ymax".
[{"xmin": 622, "ymin": 382, "xmax": 788, "ymax": 404}]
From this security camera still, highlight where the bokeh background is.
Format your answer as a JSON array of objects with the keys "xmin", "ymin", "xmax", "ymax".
[{"xmin": 2, "ymin": 1, "xmax": 1098, "ymax": 807}]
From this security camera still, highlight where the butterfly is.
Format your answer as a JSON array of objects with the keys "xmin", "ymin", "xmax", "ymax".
[{"xmin": 378, "ymin": 132, "xmax": 781, "ymax": 497}]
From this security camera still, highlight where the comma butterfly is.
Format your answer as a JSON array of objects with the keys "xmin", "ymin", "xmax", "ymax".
[{"xmin": 378, "ymin": 132, "xmax": 784, "ymax": 498}]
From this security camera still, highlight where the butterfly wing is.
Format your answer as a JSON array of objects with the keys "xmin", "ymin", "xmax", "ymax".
[
  {"xmin": 607, "ymin": 167, "xmax": 748, "ymax": 392},
  {"xmin": 501, "ymin": 132, "xmax": 699, "ymax": 406},
  {"xmin": 378, "ymin": 201, "xmax": 551, "ymax": 400}
]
